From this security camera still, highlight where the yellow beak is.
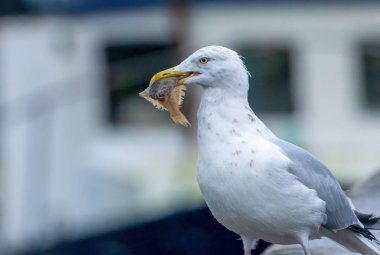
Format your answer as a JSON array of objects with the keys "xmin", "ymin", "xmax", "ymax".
[{"xmin": 149, "ymin": 67, "xmax": 193, "ymax": 86}]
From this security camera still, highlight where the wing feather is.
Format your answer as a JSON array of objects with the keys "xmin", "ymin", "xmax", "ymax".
[{"xmin": 275, "ymin": 139, "xmax": 361, "ymax": 231}]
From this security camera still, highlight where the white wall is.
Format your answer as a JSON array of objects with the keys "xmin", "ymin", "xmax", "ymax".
[
  {"xmin": 0, "ymin": 16, "xmax": 102, "ymax": 251},
  {"xmin": 0, "ymin": 13, "xmax": 200, "ymax": 252}
]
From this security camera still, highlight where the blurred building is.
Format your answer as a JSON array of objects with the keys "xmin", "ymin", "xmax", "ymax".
[{"xmin": 0, "ymin": 0, "xmax": 380, "ymax": 254}]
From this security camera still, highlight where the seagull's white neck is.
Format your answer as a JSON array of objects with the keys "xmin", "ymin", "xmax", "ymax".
[{"xmin": 197, "ymin": 87, "xmax": 276, "ymax": 141}]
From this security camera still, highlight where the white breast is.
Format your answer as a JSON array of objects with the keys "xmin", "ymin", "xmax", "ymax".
[{"xmin": 196, "ymin": 92, "xmax": 326, "ymax": 244}]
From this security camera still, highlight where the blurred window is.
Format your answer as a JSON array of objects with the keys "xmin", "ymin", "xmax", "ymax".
[
  {"xmin": 239, "ymin": 47, "xmax": 294, "ymax": 114},
  {"xmin": 361, "ymin": 44, "xmax": 380, "ymax": 110},
  {"xmin": 105, "ymin": 44, "xmax": 176, "ymax": 125}
]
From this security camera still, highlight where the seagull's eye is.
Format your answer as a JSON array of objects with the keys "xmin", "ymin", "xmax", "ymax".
[{"xmin": 199, "ymin": 57, "xmax": 209, "ymax": 64}]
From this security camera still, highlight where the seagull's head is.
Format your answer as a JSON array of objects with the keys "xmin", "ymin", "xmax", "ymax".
[{"xmin": 149, "ymin": 46, "xmax": 250, "ymax": 97}]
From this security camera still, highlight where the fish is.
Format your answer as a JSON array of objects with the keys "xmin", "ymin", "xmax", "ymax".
[{"xmin": 139, "ymin": 77, "xmax": 191, "ymax": 127}]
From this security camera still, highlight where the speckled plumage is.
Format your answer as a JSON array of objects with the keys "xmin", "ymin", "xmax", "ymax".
[{"xmin": 172, "ymin": 46, "xmax": 380, "ymax": 255}]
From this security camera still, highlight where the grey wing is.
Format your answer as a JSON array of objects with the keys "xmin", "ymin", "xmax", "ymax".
[{"xmin": 275, "ymin": 138, "xmax": 361, "ymax": 231}]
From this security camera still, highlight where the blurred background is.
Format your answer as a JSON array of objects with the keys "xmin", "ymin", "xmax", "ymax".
[{"xmin": 0, "ymin": 0, "xmax": 380, "ymax": 254}]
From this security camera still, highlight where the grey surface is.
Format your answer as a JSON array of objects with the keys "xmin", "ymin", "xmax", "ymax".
[
  {"xmin": 263, "ymin": 238, "xmax": 355, "ymax": 255},
  {"xmin": 262, "ymin": 169, "xmax": 380, "ymax": 255}
]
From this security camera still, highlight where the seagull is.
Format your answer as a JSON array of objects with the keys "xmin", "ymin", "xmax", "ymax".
[{"xmin": 149, "ymin": 46, "xmax": 380, "ymax": 255}]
